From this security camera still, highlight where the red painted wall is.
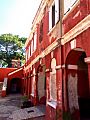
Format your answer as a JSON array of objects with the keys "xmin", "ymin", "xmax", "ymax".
[
  {"xmin": 0, "ymin": 68, "xmax": 17, "ymax": 82},
  {"xmin": 24, "ymin": 0, "xmax": 90, "ymax": 120}
]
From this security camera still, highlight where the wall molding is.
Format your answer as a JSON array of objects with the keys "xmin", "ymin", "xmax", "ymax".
[
  {"xmin": 55, "ymin": 65, "xmax": 62, "ymax": 70},
  {"xmin": 61, "ymin": 15, "xmax": 90, "ymax": 45},
  {"xmin": 84, "ymin": 57, "xmax": 90, "ymax": 63},
  {"xmin": 67, "ymin": 65, "xmax": 78, "ymax": 70},
  {"xmin": 24, "ymin": 15, "xmax": 90, "ymax": 71}
]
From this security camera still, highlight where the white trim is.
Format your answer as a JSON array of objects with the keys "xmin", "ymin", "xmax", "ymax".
[
  {"xmin": 47, "ymin": 101, "xmax": 57, "ymax": 109},
  {"xmin": 55, "ymin": 65, "xmax": 62, "ymax": 70},
  {"xmin": 70, "ymin": 39, "xmax": 76, "ymax": 49},
  {"xmin": 45, "ymin": 69, "xmax": 51, "ymax": 72},
  {"xmin": 24, "ymin": 15, "xmax": 90, "ymax": 71},
  {"xmin": 8, "ymin": 68, "xmax": 23, "ymax": 76},
  {"xmin": 74, "ymin": 48, "xmax": 84, "ymax": 52},
  {"xmin": 62, "ymin": 64, "xmax": 65, "ymax": 68},
  {"xmin": 62, "ymin": 15, "xmax": 90, "ymax": 45},
  {"xmin": 24, "ymin": 39, "xmax": 58, "ymax": 71},
  {"xmin": 31, "ymin": 93, "xmax": 34, "ymax": 97},
  {"xmin": 84, "ymin": 57, "xmax": 90, "ymax": 63},
  {"xmin": 68, "ymin": 65, "xmax": 78, "ymax": 70}
]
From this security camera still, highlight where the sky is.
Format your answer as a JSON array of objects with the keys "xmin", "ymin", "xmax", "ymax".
[{"xmin": 0, "ymin": 0, "xmax": 41, "ymax": 38}]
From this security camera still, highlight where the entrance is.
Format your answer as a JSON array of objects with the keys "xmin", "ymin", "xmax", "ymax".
[
  {"xmin": 10, "ymin": 78, "xmax": 21, "ymax": 94},
  {"xmin": 66, "ymin": 49, "xmax": 90, "ymax": 119}
]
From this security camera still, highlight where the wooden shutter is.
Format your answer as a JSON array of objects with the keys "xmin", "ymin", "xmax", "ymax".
[
  {"xmin": 49, "ymin": 6, "xmax": 52, "ymax": 31},
  {"xmin": 55, "ymin": 0, "xmax": 59, "ymax": 24}
]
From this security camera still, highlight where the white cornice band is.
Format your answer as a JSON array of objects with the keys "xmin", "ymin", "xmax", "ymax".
[{"xmin": 24, "ymin": 15, "xmax": 90, "ymax": 71}]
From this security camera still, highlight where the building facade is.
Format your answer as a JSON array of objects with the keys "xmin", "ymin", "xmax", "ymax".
[{"xmin": 23, "ymin": 0, "xmax": 90, "ymax": 119}]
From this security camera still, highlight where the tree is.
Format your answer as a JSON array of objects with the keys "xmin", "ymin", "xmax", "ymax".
[{"xmin": 0, "ymin": 33, "xmax": 27, "ymax": 67}]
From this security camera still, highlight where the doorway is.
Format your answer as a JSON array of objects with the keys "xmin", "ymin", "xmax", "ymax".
[
  {"xmin": 10, "ymin": 78, "xmax": 21, "ymax": 94},
  {"xmin": 66, "ymin": 49, "xmax": 90, "ymax": 119}
]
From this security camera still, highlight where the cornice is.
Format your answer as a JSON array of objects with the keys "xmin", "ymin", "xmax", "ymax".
[
  {"xmin": 61, "ymin": 15, "xmax": 90, "ymax": 45},
  {"xmin": 24, "ymin": 11, "xmax": 90, "ymax": 71}
]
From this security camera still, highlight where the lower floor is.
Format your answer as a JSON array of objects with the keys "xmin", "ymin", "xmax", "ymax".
[
  {"xmin": 23, "ymin": 28, "xmax": 90, "ymax": 120},
  {"xmin": 0, "ymin": 94, "xmax": 45, "ymax": 120}
]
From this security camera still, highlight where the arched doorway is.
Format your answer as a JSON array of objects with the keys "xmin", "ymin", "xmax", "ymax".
[
  {"xmin": 37, "ymin": 65, "xmax": 46, "ymax": 104},
  {"xmin": 65, "ymin": 49, "xmax": 90, "ymax": 119},
  {"xmin": 10, "ymin": 78, "xmax": 21, "ymax": 94}
]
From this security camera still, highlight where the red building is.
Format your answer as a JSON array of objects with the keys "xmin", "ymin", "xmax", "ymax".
[
  {"xmin": 23, "ymin": 0, "xmax": 90, "ymax": 119},
  {"xmin": 0, "ymin": 66, "xmax": 23, "ymax": 97}
]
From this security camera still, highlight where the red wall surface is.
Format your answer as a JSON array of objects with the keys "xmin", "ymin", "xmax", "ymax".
[{"xmin": 0, "ymin": 68, "xmax": 17, "ymax": 82}]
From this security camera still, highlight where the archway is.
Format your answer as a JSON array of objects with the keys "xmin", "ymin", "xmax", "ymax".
[
  {"xmin": 65, "ymin": 48, "xmax": 90, "ymax": 119},
  {"xmin": 37, "ymin": 65, "xmax": 46, "ymax": 104},
  {"xmin": 10, "ymin": 78, "xmax": 21, "ymax": 94}
]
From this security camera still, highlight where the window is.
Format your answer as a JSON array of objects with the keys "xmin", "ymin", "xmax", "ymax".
[
  {"xmin": 31, "ymin": 68, "xmax": 35, "ymax": 96},
  {"xmin": 49, "ymin": 0, "xmax": 59, "ymax": 31},
  {"xmin": 31, "ymin": 40, "xmax": 33, "ymax": 56},
  {"xmin": 33, "ymin": 32, "xmax": 37, "ymax": 51},
  {"xmin": 52, "ymin": 4, "xmax": 55, "ymax": 28},
  {"xmin": 55, "ymin": 0, "xmax": 59, "ymax": 24},
  {"xmin": 26, "ymin": 50, "xmax": 28, "ymax": 61},
  {"xmin": 50, "ymin": 58, "xmax": 57, "ymax": 101},
  {"xmin": 31, "ymin": 77, "xmax": 35, "ymax": 96},
  {"xmin": 39, "ymin": 20, "xmax": 43, "ymax": 43},
  {"xmin": 28, "ymin": 46, "xmax": 31, "ymax": 57},
  {"xmin": 64, "ymin": 0, "xmax": 78, "ymax": 14}
]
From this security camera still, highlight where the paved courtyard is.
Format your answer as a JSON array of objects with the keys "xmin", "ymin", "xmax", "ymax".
[{"xmin": 0, "ymin": 94, "xmax": 45, "ymax": 120}]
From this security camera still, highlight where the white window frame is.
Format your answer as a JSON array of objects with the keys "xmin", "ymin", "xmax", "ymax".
[
  {"xmin": 31, "ymin": 68, "xmax": 35, "ymax": 97},
  {"xmin": 55, "ymin": 0, "xmax": 59, "ymax": 24},
  {"xmin": 48, "ymin": 58, "xmax": 57, "ymax": 108},
  {"xmin": 49, "ymin": 6, "xmax": 52, "ymax": 31},
  {"xmin": 28, "ymin": 46, "xmax": 30, "ymax": 57},
  {"xmin": 64, "ymin": 0, "xmax": 78, "ymax": 14},
  {"xmin": 31, "ymin": 40, "xmax": 33, "ymax": 56},
  {"xmin": 26, "ymin": 51, "xmax": 28, "ymax": 62},
  {"xmin": 49, "ymin": 0, "xmax": 59, "ymax": 31},
  {"xmin": 33, "ymin": 32, "xmax": 37, "ymax": 51}
]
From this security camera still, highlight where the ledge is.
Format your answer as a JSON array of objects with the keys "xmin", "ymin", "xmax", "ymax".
[
  {"xmin": 31, "ymin": 93, "xmax": 34, "ymax": 97},
  {"xmin": 47, "ymin": 100, "xmax": 57, "ymax": 109}
]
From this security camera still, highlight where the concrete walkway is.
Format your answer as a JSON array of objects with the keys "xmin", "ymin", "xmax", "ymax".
[{"xmin": 0, "ymin": 94, "xmax": 45, "ymax": 120}]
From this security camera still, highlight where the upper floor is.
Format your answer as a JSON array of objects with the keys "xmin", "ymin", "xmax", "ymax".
[{"xmin": 25, "ymin": 0, "xmax": 90, "ymax": 66}]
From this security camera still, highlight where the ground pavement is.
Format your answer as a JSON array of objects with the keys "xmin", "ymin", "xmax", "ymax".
[{"xmin": 0, "ymin": 94, "xmax": 45, "ymax": 120}]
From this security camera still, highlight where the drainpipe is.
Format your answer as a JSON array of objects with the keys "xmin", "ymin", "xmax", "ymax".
[
  {"xmin": 60, "ymin": 0, "xmax": 63, "ymax": 37},
  {"xmin": 57, "ymin": 0, "xmax": 64, "ymax": 119}
]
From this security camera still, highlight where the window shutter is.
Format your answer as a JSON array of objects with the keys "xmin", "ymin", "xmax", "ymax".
[
  {"xmin": 55, "ymin": 0, "xmax": 59, "ymax": 24},
  {"xmin": 26, "ymin": 52, "xmax": 27, "ymax": 61},
  {"xmin": 49, "ymin": 6, "xmax": 52, "ymax": 31},
  {"xmin": 28, "ymin": 46, "xmax": 30, "ymax": 57},
  {"xmin": 31, "ymin": 40, "xmax": 33, "ymax": 56},
  {"xmin": 64, "ymin": 0, "xmax": 70, "ymax": 14},
  {"xmin": 70, "ymin": 0, "xmax": 77, "ymax": 7},
  {"xmin": 34, "ymin": 32, "xmax": 37, "ymax": 51}
]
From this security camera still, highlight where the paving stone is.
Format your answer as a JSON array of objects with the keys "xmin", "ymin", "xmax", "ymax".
[{"xmin": 0, "ymin": 94, "xmax": 45, "ymax": 120}]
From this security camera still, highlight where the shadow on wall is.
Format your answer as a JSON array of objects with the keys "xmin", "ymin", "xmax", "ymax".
[{"xmin": 10, "ymin": 78, "xmax": 21, "ymax": 94}]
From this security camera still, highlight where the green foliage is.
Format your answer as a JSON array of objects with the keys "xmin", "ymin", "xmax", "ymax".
[
  {"xmin": 63, "ymin": 111, "xmax": 72, "ymax": 120},
  {"xmin": 0, "ymin": 33, "xmax": 27, "ymax": 67},
  {"xmin": 21, "ymin": 95, "xmax": 28, "ymax": 102},
  {"xmin": 56, "ymin": 109, "xmax": 62, "ymax": 120}
]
